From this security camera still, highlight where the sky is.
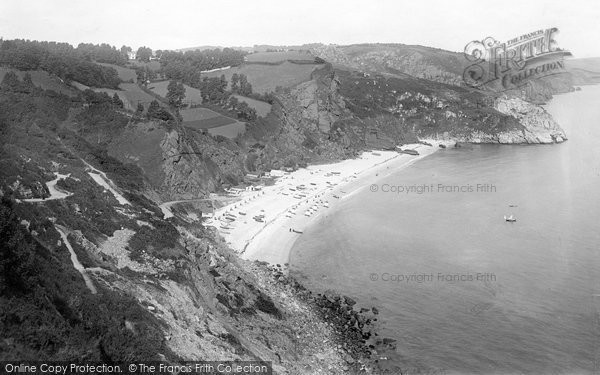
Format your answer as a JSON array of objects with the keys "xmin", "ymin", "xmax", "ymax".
[{"xmin": 1, "ymin": 0, "xmax": 599, "ymax": 58}]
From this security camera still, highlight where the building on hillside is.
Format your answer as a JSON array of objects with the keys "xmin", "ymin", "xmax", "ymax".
[{"xmin": 127, "ymin": 51, "xmax": 137, "ymax": 60}]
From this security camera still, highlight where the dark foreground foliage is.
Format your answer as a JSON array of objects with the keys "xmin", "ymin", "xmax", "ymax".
[{"xmin": 0, "ymin": 197, "xmax": 176, "ymax": 361}]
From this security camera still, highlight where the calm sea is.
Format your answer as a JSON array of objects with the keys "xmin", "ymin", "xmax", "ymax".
[{"xmin": 289, "ymin": 85, "xmax": 600, "ymax": 374}]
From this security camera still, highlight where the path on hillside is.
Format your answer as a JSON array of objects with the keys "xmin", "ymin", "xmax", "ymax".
[
  {"xmin": 20, "ymin": 173, "xmax": 73, "ymax": 203},
  {"xmin": 80, "ymin": 159, "xmax": 130, "ymax": 205},
  {"xmin": 56, "ymin": 226, "xmax": 97, "ymax": 294}
]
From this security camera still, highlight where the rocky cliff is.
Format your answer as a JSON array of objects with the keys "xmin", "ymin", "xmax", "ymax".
[{"xmin": 492, "ymin": 97, "xmax": 567, "ymax": 143}]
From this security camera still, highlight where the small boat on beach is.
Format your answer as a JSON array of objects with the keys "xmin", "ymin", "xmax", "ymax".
[
  {"xmin": 399, "ymin": 148, "xmax": 420, "ymax": 156},
  {"xmin": 504, "ymin": 215, "xmax": 517, "ymax": 222}
]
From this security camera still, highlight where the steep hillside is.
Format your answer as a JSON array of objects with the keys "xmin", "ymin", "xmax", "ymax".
[
  {"xmin": 311, "ymin": 43, "xmax": 467, "ymax": 86},
  {"xmin": 0, "ymin": 73, "xmax": 382, "ymax": 373},
  {"xmin": 310, "ymin": 43, "xmax": 600, "ymax": 104},
  {"xmin": 0, "ymin": 39, "xmax": 571, "ymax": 373}
]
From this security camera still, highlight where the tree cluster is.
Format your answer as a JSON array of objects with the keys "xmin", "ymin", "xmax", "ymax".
[
  {"xmin": 228, "ymin": 96, "xmax": 257, "ymax": 121},
  {"xmin": 199, "ymin": 75, "xmax": 229, "ymax": 104},
  {"xmin": 147, "ymin": 100, "xmax": 173, "ymax": 121},
  {"xmin": 80, "ymin": 89, "xmax": 123, "ymax": 109},
  {"xmin": 159, "ymin": 48, "xmax": 246, "ymax": 87},
  {"xmin": 230, "ymin": 73, "xmax": 253, "ymax": 96},
  {"xmin": 166, "ymin": 80, "xmax": 185, "ymax": 108},
  {"xmin": 136, "ymin": 46, "xmax": 153, "ymax": 62},
  {"xmin": 0, "ymin": 39, "xmax": 121, "ymax": 88},
  {"xmin": 76, "ymin": 43, "xmax": 127, "ymax": 65}
]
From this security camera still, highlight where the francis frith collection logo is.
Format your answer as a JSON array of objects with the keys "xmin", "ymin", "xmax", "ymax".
[{"xmin": 463, "ymin": 27, "xmax": 572, "ymax": 90}]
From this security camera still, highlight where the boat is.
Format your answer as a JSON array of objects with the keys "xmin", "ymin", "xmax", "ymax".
[
  {"xmin": 292, "ymin": 229, "xmax": 303, "ymax": 234},
  {"xmin": 504, "ymin": 215, "xmax": 517, "ymax": 222},
  {"xmin": 399, "ymin": 148, "xmax": 420, "ymax": 156}
]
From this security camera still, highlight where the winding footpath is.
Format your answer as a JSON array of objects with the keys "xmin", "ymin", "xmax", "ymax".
[
  {"xmin": 20, "ymin": 173, "xmax": 72, "ymax": 202},
  {"xmin": 56, "ymin": 225, "xmax": 97, "ymax": 294}
]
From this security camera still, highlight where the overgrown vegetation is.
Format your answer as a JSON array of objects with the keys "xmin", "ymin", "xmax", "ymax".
[
  {"xmin": 0, "ymin": 39, "xmax": 122, "ymax": 88},
  {"xmin": 0, "ymin": 197, "xmax": 177, "ymax": 361}
]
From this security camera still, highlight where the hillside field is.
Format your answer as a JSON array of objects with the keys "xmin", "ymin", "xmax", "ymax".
[
  {"xmin": 71, "ymin": 81, "xmax": 156, "ymax": 111},
  {"xmin": 0, "ymin": 68, "xmax": 79, "ymax": 96},
  {"xmin": 245, "ymin": 50, "xmax": 315, "ymax": 63},
  {"xmin": 148, "ymin": 80, "xmax": 203, "ymax": 105},
  {"xmin": 181, "ymin": 107, "xmax": 237, "ymax": 128},
  {"xmin": 127, "ymin": 60, "xmax": 162, "ymax": 72},
  {"xmin": 233, "ymin": 94, "xmax": 272, "ymax": 117},
  {"xmin": 202, "ymin": 62, "xmax": 318, "ymax": 93},
  {"xmin": 98, "ymin": 63, "xmax": 137, "ymax": 82}
]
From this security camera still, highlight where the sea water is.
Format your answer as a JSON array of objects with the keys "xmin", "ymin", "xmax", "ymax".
[{"xmin": 289, "ymin": 86, "xmax": 600, "ymax": 374}]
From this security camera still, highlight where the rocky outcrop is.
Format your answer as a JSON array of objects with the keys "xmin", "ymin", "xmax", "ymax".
[
  {"xmin": 438, "ymin": 97, "xmax": 567, "ymax": 144},
  {"xmin": 158, "ymin": 129, "xmax": 248, "ymax": 200},
  {"xmin": 492, "ymin": 97, "xmax": 567, "ymax": 143}
]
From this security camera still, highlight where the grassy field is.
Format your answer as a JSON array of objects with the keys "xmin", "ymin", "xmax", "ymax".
[
  {"xmin": 181, "ymin": 107, "xmax": 238, "ymax": 129},
  {"xmin": 206, "ymin": 122, "xmax": 246, "ymax": 139},
  {"xmin": 184, "ymin": 116, "xmax": 237, "ymax": 129},
  {"xmin": 98, "ymin": 63, "xmax": 137, "ymax": 82},
  {"xmin": 127, "ymin": 60, "xmax": 162, "ymax": 72},
  {"xmin": 147, "ymin": 80, "xmax": 203, "ymax": 105},
  {"xmin": 245, "ymin": 51, "xmax": 314, "ymax": 63},
  {"xmin": 72, "ymin": 81, "xmax": 156, "ymax": 111},
  {"xmin": 233, "ymin": 95, "xmax": 272, "ymax": 117},
  {"xmin": 202, "ymin": 62, "xmax": 318, "ymax": 93},
  {"xmin": 0, "ymin": 68, "xmax": 79, "ymax": 96}
]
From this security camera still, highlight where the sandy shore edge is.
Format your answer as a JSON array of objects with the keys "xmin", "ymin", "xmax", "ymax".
[{"xmin": 207, "ymin": 140, "xmax": 454, "ymax": 265}]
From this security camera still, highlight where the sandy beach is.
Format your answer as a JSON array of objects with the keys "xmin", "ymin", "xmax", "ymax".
[{"xmin": 207, "ymin": 140, "xmax": 453, "ymax": 265}]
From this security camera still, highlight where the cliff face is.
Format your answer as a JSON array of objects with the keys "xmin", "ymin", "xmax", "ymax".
[
  {"xmin": 492, "ymin": 97, "xmax": 567, "ymax": 143},
  {"xmin": 276, "ymin": 65, "xmax": 567, "ymax": 147}
]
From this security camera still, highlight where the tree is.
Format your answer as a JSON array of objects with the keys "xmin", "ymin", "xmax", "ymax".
[
  {"xmin": 166, "ymin": 80, "xmax": 185, "ymax": 108},
  {"xmin": 136, "ymin": 46, "xmax": 152, "ymax": 62},
  {"xmin": 0, "ymin": 71, "xmax": 22, "ymax": 91},
  {"xmin": 231, "ymin": 73, "xmax": 240, "ymax": 93},
  {"xmin": 238, "ymin": 74, "xmax": 252, "ymax": 96},
  {"xmin": 112, "ymin": 93, "xmax": 124, "ymax": 108},
  {"xmin": 22, "ymin": 72, "xmax": 34, "ymax": 88},
  {"xmin": 120, "ymin": 45, "xmax": 132, "ymax": 59},
  {"xmin": 236, "ymin": 101, "xmax": 257, "ymax": 121},
  {"xmin": 228, "ymin": 96, "xmax": 239, "ymax": 110},
  {"xmin": 146, "ymin": 100, "xmax": 172, "ymax": 121},
  {"xmin": 147, "ymin": 100, "xmax": 160, "ymax": 118}
]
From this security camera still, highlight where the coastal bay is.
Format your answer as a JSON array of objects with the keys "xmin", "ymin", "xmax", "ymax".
[
  {"xmin": 288, "ymin": 86, "xmax": 600, "ymax": 373},
  {"xmin": 209, "ymin": 141, "xmax": 454, "ymax": 265}
]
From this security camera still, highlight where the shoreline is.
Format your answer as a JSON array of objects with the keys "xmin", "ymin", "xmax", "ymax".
[{"xmin": 209, "ymin": 139, "xmax": 454, "ymax": 266}]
